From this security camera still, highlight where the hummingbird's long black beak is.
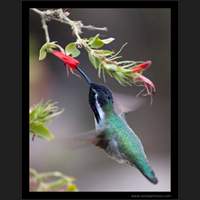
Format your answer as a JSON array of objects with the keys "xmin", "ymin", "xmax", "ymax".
[{"xmin": 76, "ymin": 67, "xmax": 92, "ymax": 86}]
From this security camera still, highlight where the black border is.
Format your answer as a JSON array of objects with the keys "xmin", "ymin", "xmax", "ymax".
[{"xmin": 22, "ymin": 1, "xmax": 178, "ymax": 199}]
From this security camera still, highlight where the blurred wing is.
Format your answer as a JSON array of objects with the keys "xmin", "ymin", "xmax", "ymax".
[
  {"xmin": 53, "ymin": 128, "xmax": 105, "ymax": 149},
  {"xmin": 113, "ymin": 92, "xmax": 145, "ymax": 117}
]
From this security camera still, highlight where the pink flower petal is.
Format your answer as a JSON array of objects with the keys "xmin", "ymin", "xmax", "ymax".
[{"xmin": 136, "ymin": 74, "xmax": 156, "ymax": 96}]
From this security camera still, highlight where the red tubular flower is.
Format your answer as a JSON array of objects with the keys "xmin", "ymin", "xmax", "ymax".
[
  {"xmin": 136, "ymin": 74, "xmax": 156, "ymax": 95},
  {"xmin": 132, "ymin": 60, "xmax": 155, "ymax": 96},
  {"xmin": 51, "ymin": 50, "xmax": 80, "ymax": 70},
  {"xmin": 132, "ymin": 60, "xmax": 152, "ymax": 73}
]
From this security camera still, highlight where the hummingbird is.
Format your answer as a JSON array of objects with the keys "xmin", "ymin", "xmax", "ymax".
[{"xmin": 75, "ymin": 67, "xmax": 158, "ymax": 184}]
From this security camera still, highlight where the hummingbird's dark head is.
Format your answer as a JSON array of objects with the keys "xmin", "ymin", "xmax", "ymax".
[
  {"xmin": 89, "ymin": 83, "xmax": 113, "ymax": 123},
  {"xmin": 89, "ymin": 83, "xmax": 113, "ymax": 107}
]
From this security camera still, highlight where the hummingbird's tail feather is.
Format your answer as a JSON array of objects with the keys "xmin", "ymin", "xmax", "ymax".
[
  {"xmin": 132, "ymin": 161, "xmax": 158, "ymax": 184},
  {"xmin": 141, "ymin": 167, "xmax": 158, "ymax": 184}
]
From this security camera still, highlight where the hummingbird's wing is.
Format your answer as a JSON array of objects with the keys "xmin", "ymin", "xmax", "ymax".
[
  {"xmin": 53, "ymin": 128, "xmax": 105, "ymax": 149},
  {"xmin": 113, "ymin": 92, "xmax": 146, "ymax": 117}
]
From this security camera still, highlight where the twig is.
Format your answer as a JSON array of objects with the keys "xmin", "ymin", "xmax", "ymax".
[
  {"xmin": 32, "ymin": 8, "xmax": 50, "ymax": 42},
  {"xmin": 82, "ymin": 24, "xmax": 107, "ymax": 31},
  {"xmin": 31, "ymin": 8, "xmax": 43, "ymax": 15},
  {"xmin": 31, "ymin": 8, "xmax": 107, "ymax": 45},
  {"xmin": 41, "ymin": 17, "xmax": 50, "ymax": 42}
]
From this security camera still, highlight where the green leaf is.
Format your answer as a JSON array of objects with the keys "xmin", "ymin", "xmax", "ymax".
[
  {"xmin": 46, "ymin": 41, "xmax": 58, "ymax": 50},
  {"xmin": 39, "ymin": 47, "xmax": 47, "ymax": 60},
  {"xmin": 88, "ymin": 34, "xmax": 104, "ymax": 49},
  {"xmin": 88, "ymin": 35, "xmax": 115, "ymax": 49},
  {"xmin": 30, "ymin": 101, "xmax": 63, "ymax": 124},
  {"xmin": 88, "ymin": 53, "xmax": 101, "ymax": 69},
  {"xmin": 30, "ymin": 108, "xmax": 37, "ymax": 121},
  {"xmin": 65, "ymin": 42, "xmax": 80, "ymax": 58},
  {"xmin": 30, "ymin": 123, "xmax": 54, "ymax": 141},
  {"xmin": 39, "ymin": 42, "xmax": 58, "ymax": 61},
  {"xmin": 47, "ymin": 178, "xmax": 68, "ymax": 190},
  {"xmin": 103, "ymin": 63, "xmax": 118, "ymax": 71},
  {"xmin": 94, "ymin": 50, "xmax": 114, "ymax": 57},
  {"xmin": 102, "ymin": 37, "xmax": 115, "ymax": 44},
  {"xmin": 67, "ymin": 184, "xmax": 78, "ymax": 191}
]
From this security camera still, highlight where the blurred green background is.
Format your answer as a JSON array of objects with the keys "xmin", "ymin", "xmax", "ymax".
[{"xmin": 29, "ymin": 8, "xmax": 171, "ymax": 191}]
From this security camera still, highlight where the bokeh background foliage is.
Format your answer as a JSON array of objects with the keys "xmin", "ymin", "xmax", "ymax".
[{"xmin": 30, "ymin": 9, "xmax": 171, "ymax": 191}]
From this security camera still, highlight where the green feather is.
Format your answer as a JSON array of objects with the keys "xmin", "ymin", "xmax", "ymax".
[{"xmin": 103, "ymin": 111, "xmax": 158, "ymax": 184}]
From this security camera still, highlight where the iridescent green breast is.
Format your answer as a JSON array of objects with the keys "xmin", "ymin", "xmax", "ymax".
[{"xmin": 101, "ymin": 112, "xmax": 147, "ymax": 163}]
